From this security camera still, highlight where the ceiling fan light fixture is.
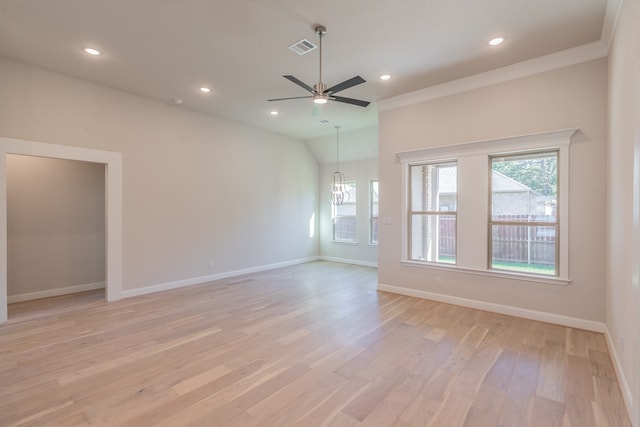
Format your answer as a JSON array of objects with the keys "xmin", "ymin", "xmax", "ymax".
[{"xmin": 313, "ymin": 95, "xmax": 328, "ymax": 104}]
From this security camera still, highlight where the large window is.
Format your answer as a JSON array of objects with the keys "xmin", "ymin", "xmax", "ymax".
[
  {"xmin": 490, "ymin": 151, "xmax": 558, "ymax": 276},
  {"xmin": 408, "ymin": 162, "xmax": 457, "ymax": 264},
  {"xmin": 399, "ymin": 129, "xmax": 572, "ymax": 283},
  {"xmin": 332, "ymin": 181, "xmax": 357, "ymax": 242},
  {"xmin": 370, "ymin": 180, "xmax": 379, "ymax": 244}
]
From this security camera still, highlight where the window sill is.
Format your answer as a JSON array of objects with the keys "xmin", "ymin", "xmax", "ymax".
[
  {"xmin": 400, "ymin": 260, "xmax": 571, "ymax": 286},
  {"xmin": 331, "ymin": 240, "xmax": 358, "ymax": 245}
]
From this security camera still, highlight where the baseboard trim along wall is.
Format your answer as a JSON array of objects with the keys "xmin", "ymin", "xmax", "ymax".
[
  {"xmin": 377, "ymin": 283, "xmax": 605, "ymax": 332},
  {"xmin": 319, "ymin": 256, "xmax": 378, "ymax": 268},
  {"xmin": 8, "ymin": 281, "xmax": 106, "ymax": 303},
  {"xmin": 377, "ymin": 282, "xmax": 634, "ymax": 424},
  {"xmin": 121, "ymin": 257, "xmax": 320, "ymax": 298},
  {"xmin": 604, "ymin": 326, "xmax": 635, "ymax": 426}
]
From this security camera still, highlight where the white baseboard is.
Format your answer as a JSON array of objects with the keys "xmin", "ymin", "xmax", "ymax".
[
  {"xmin": 8, "ymin": 281, "xmax": 106, "ymax": 303},
  {"xmin": 604, "ymin": 327, "xmax": 636, "ymax": 427},
  {"xmin": 377, "ymin": 283, "xmax": 606, "ymax": 333},
  {"xmin": 122, "ymin": 257, "xmax": 320, "ymax": 298},
  {"xmin": 319, "ymin": 256, "xmax": 378, "ymax": 268}
]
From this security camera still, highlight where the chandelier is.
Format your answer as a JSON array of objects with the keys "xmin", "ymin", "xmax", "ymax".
[{"xmin": 330, "ymin": 125, "xmax": 350, "ymax": 206}]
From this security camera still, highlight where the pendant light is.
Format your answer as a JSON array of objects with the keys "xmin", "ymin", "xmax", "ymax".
[{"xmin": 330, "ymin": 125, "xmax": 350, "ymax": 206}]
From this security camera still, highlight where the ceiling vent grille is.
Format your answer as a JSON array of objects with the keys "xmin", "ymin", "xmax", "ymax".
[{"xmin": 288, "ymin": 38, "xmax": 317, "ymax": 55}]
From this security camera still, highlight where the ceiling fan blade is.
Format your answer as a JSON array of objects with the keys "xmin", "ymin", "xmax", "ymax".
[
  {"xmin": 326, "ymin": 76, "xmax": 366, "ymax": 94},
  {"xmin": 267, "ymin": 96, "xmax": 312, "ymax": 101},
  {"xmin": 330, "ymin": 95, "xmax": 370, "ymax": 108},
  {"xmin": 283, "ymin": 75, "xmax": 316, "ymax": 93}
]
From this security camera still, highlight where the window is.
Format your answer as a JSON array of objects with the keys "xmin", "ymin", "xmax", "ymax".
[
  {"xmin": 398, "ymin": 129, "xmax": 573, "ymax": 283},
  {"xmin": 408, "ymin": 162, "xmax": 457, "ymax": 264},
  {"xmin": 490, "ymin": 151, "xmax": 558, "ymax": 276},
  {"xmin": 332, "ymin": 181, "xmax": 356, "ymax": 242},
  {"xmin": 370, "ymin": 180, "xmax": 379, "ymax": 244}
]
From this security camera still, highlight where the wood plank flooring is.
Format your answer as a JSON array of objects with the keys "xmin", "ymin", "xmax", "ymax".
[{"xmin": 0, "ymin": 261, "xmax": 632, "ymax": 426}]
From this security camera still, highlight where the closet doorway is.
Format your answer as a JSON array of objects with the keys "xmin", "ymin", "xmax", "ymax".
[
  {"xmin": 0, "ymin": 137, "xmax": 122, "ymax": 323},
  {"xmin": 7, "ymin": 155, "xmax": 106, "ymax": 311}
]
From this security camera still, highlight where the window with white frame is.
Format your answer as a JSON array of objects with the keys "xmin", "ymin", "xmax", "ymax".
[
  {"xmin": 490, "ymin": 151, "xmax": 558, "ymax": 276},
  {"xmin": 370, "ymin": 180, "xmax": 379, "ymax": 245},
  {"xmin": 398, "ymin": 129, "xmax": 573, "ymax": 283},
  {"xmin": 332, "ymin": 181, "xmax": 356, "ymax": 242},
  {"xmin": 408, "ymin": 162, "xmax": 457, "ymax": 264}
]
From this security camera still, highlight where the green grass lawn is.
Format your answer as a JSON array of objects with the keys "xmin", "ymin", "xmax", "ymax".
[
  {"xmin": 491, "ymin": 261, "xmax": 555, "ymax": 275},
  {"xmin": 435, "ymin": 257, "xmax": 555, "ymax": 275}
]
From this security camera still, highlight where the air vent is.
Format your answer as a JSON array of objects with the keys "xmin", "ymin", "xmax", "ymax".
[{"xmin": 288, "ymin": 38, "xmax": 317, "ymax": 55}]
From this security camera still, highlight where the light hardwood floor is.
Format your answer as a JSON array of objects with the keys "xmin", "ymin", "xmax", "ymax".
[{"xmin": 0, "ymin": 261, "xmax": 631, "ymax": 426}]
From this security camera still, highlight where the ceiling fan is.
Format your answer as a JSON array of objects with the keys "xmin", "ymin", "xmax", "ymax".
[{"xmin": 268, "ymin": 25, "xmax": 370, "ymax": 108}]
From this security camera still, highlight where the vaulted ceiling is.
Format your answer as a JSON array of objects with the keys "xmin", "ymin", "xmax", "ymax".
[{"xmin": 0, "ymin": 0, "xmax": 612, "ymax": 145}]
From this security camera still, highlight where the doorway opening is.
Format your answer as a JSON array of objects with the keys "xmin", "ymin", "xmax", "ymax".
[
  {"xmin": 7, "ymin": 155, "xmax": 106, "ymax": 319},
  {"xmin": 0, "ymin": 137, "xmax": 122, "ymax": 324}
]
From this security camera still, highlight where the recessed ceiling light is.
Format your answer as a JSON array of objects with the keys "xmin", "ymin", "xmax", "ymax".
[
  {"xmin": 379, "ymin": 74, "xmax": 391, "ymax": 80},
  {"xmin": 270, "ymin": 110, "xmax": 279, "ymax": 116},
  {"xmin": 82, "ymin": 47, "xmax": 102, "ymax": 56},
  {"xmin": 199, "ymin": 87, "xmax": 211, "ymax": 93},
  {"xmin": 489, "ymin": 37, "xmax": 504, "ymax": 46}
]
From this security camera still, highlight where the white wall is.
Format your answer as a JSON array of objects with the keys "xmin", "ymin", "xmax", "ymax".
[
  {"xmin": 7, "ymin": 155, "xmax": 105, "ymax": 297},
  {"xmin": 0, "ymin": 58, "xmax": 319, "ymax": 294},
  {"xmin": 378, "ymin": 58, "xmax": 607, "ymax": 322},
  {"xmin": 607, "ymin": 0, "xmax": 640, "ymax": 423}
]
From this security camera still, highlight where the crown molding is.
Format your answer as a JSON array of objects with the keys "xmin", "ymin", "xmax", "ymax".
[
  {"xmin": 601, "ymin": 0, "xmax": 624, "ymax": 49},
  {"xmin": 377, "ymin": 41, "xmax": 609, "ymax": 112}
]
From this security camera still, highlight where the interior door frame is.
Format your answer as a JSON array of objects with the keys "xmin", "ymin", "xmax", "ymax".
[{"xmin": 0, "ymin": 137, "xmax": 122, "ymax": 323}]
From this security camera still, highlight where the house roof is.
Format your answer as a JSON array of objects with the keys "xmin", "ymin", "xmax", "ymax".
[{"xmin": 438, "ymin": 168, "xmax": 535, "ymax": 194}]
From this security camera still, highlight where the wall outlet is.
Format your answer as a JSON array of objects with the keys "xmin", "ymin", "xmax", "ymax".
[{"xmin": 208, "ymin": 260, "xmax": 214, "ymax": 269}]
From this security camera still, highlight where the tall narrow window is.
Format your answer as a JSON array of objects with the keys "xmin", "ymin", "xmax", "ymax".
[
  {"xmin": 370, "ymin": 180, "xmax": 379, "ymax": 244},
  {"xmin": 409, "ymin": 162, "xmax": 457, "ymax": 264},
  {"xmin": 332, "ymin": 181, "xmax": 357, "ymax": 242},
  {"xmin": 490, "ymin": 151, "xmax": 558, "ymax": 275}
]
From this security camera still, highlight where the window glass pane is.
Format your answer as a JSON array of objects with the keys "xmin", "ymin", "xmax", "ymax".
[
  {"xmin": 333, "ymin": 181, "xmax": 356, "ymax": 242},
  {"xmin": 334, "ymin": 216, "xmax": 356, "ymax": 242},
  {"xmin": 370, "ymin": 217, "xmax": 378, "ymax": 244},
  {"xmin": 336, "ymin": 182, "xmax": 356, "ymax": 216},
  {"xmin": 410, "ymin": 164, "xmax": 457, "ymax": 212},
  {"xmin": 410, "ymin": 214, "xmax": 456, "ymax": 263},
  {"xmin": 491, "ymin": 224, "xmax": 556, "ymax": 275},
  {"xmin": 370, "ymin": 181, "xmax": 379, "ymax": 244},
  {"xmin": 371, "ymin": 181, "xmax": 379, "ymax": 216},
  {"xmin": 491, "ymin": 152, "xmax": 557, "ymax": 222}
]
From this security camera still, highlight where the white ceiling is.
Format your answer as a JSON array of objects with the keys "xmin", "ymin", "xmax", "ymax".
[{"xmin": 0, "ymin": 0, "xmax": 611, "ymax": 147}]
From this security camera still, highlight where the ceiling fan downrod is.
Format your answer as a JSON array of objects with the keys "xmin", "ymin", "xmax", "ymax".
[
  {"xmin": 313, "ymin": 25, "xmax": 328, "ymax": 103},
  {"xmin": 315, "ymin": 25, "xmax": 326, "ymax": 87}
]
